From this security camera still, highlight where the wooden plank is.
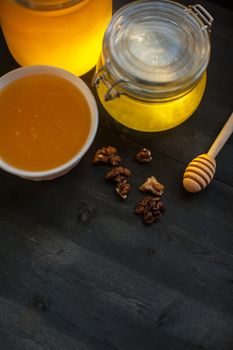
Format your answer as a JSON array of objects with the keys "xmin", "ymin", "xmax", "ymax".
[
  {"xmin": 0, "ymin": 129, "xmax": 232, "ymax": 349},
  {"xmin": 0, "ymin": 1, "xmax": 232, "ymax": 349}
]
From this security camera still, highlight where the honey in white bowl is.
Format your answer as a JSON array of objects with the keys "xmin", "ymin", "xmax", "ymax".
[{"xmin": 0, "ymin": 66, "xmax": 98, "ymax": 179}]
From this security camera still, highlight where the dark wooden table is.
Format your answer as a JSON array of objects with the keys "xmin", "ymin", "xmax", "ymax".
[{"xmin": 0, "ymin": 1, "xmax": 233, "ymax": 349}]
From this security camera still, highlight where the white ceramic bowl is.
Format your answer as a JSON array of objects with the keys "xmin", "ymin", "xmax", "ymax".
[{"xmin": 0, "ymin": 65, "xmax": 98, "ymax": 181}]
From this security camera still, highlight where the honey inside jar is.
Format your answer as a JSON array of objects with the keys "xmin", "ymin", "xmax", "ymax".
[
  {"xmin": 0, "ymin": 0, "xmax": 112, "ymax": 76},
  {"xmin": 0, "ymin": 73, "xmax": 91, "ymax": 171},
  {"xmin": 97, "ymin": 67, "xmax": 207, "ymax": 132}
]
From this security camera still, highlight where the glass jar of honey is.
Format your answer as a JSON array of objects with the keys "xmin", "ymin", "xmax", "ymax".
[
  {"xmin": 93, "ymin": 0, "xmax": 213, "ymax": 132},
  {"xmin": 0, "ymin": 0, "xmax": 112, "ymax": 76}
]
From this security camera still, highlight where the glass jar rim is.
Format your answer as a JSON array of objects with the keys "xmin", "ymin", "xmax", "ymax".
[
  {"xmin": 14, "ymin": 0, "xmax": 84, "ymax": 10},
  {"xmin": 100, "ymin": 0, "xmax": 212, "ymax": 100}
]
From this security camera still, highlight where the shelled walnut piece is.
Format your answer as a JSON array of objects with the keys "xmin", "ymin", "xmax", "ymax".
[
  {"xmin": 105, "ymin": 166, "xmax": 132, "ymax": 199},
  {"xmin": 105, "ymin": 166, "xmax": 131, "ymax": 182},
  {"xmin": 93, "ymin": 146, "xmax": 121, "ymax": 166},
  {"xmin": 116, "ymin": 180, "xmax": 131, "ymax": 200},
  {"xmin": 139, "ymin": 176, "xmax": 164, "ymax": 196},
  {"xmin": 135, "ymin": 148, "xmax": 152, "ymax": 163},
  {"xmin": 135, "ymin": 196, "xmax": 165, "ymax": 224}
]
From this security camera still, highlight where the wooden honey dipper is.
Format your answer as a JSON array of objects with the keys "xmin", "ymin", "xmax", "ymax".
[{"xmin": 183, "ymin": 112, "xmax": 233, "ymax": 193}]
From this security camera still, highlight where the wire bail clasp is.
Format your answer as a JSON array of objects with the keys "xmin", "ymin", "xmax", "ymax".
[
  {"xmin": 186, "ymin": 4, "xmax": 214, "ymax": 32},
  {"xmin": 92, "ymin": 65, "xmax": 127, "ymax": 102}
]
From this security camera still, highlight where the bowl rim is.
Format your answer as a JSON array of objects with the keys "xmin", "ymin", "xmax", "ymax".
[{"xmin": 0, "ymin": 65, "xmax": 99, "ymax": 178}]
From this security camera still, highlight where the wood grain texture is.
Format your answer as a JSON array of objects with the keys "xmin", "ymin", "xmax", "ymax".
[{"xmin": 0, "ymin": 1, "xmax": 233, "ymax": 350}]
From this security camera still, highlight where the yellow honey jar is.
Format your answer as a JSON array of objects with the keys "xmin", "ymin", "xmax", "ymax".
[
  {"xmin": 93, "ymin": 0, "xmax": 213, "ymax": 132},
  {"xmin": 0, "ymin": 0, "xmax": 112, "ymax": 76}
]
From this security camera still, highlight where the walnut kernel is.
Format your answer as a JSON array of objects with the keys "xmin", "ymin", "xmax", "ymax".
[
  {"xmin": 105, "ymin": 167, "xmax": 132, "ymax": 182},
  {"xmin": 139, "ymin": 176, "xmax": 164, "ymax": 196},
  {"xmin": 93, "ymin": 146, "xmax": 121, "ymax": 166},
  {"xmin": 135, "ymin": 148, "xmax": 152, "ymax": 163},
  {"xmin": 116, "ymin": 180, "xmax": 131, "ymax": 199},
  {"xmin": 135, "ymin": 196, "xmax": 165, "ymax": 224}
]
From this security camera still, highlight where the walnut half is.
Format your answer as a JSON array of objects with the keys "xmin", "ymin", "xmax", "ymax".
[
  {"xmin": 135, "ymin": 148, "xmax": 152, "ymax": 163},
  {"xmin": 135, "ymin": 196, "xmax": 165, "ymax": 224},
  {"xmin": 105, "ymin": 166, "xmax": 132, "ymax": 183},
  {"xmin": 116, "ymin": 180, "xmax": 131, "ymax": 199},
  {"xmin": 93, "ymin": 146, "xmax": 121, "ymax": 166},
  {"xmin": 139, "ymin": 176, "xmax": 164, "ymax": 196}
]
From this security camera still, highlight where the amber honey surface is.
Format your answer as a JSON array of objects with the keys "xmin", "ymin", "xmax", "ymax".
[{"xmin": 0, "ymin": 74, "xmax": 91, "ymax": 171}]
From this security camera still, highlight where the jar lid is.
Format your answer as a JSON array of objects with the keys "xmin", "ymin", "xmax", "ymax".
[{"xmin": 101, "ymin": 0, "xmax": 212, "ymax": 100}]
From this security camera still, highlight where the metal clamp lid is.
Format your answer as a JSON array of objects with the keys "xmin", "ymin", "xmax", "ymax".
[
  {"xmin": 93, "ymin": 1, "xmax": 213, "ymax": 102},
  {"xmin": 186, "ymin": 4, "xmax": 214, "ymax": 33}
]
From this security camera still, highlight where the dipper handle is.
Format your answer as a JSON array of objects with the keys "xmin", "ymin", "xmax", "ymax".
[{"xmin": 208, "ymin": 112, "xmax": 233, "ymax": 159}]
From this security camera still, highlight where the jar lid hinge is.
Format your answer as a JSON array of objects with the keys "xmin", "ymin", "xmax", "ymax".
[{"xmin": 186, "ymin": 4, "xmax": 214, "ymax": 32}]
